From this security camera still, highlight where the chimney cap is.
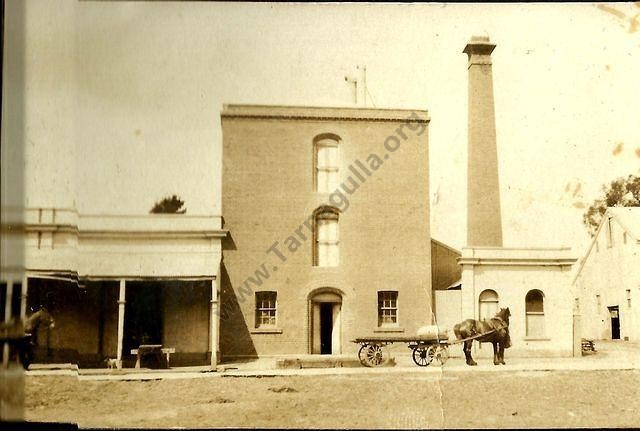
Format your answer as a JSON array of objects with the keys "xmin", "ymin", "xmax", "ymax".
[
  {"xmin": 463, "ymin": 36, "xmax": 496, "ymax": 56},
  {"xmin": 471, "ymin": 35, "xmax": 490, "ymax": 42}
]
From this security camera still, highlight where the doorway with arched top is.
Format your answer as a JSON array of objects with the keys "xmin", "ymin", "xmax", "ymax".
[{"xmin": 309, "ymin": 290, "xmax": 342, "ymax": 355}]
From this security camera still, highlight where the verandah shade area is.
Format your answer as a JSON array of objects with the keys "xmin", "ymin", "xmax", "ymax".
[{"xmin": 20, "ymin": 278, "xmax": 212, "ymax": 368}]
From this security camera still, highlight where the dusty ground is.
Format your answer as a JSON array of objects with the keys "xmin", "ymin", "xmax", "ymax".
[{"xmin": 23, "ymin": 369, "xmax": 640, "ymax": 429}]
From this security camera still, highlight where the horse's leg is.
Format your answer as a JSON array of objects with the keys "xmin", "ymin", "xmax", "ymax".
[
  {"xmin": 499, "ymin": 343, "xmax": 506, "ymax": 365},
  {"xmin": 492, "ymin": 342, "xmax": 500, "ymax": 365},
  {"xmin": 463, "ymin": 340, "xmax": 477, "ymax": 366}
]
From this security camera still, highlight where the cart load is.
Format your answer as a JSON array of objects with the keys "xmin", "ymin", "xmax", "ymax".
[{"xmin": 416, "ymin": 325, "xmax": 450, "ymax": 340}]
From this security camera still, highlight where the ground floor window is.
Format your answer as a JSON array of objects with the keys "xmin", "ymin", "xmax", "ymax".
[
  {"xmin": 525, "ymin": 289, "xmax": 545, "ymax": 337},
  {"xmin": 255, "ymin": 291, "xmax": 277, "ymax": 328},
  {"xmin": 378, "ymin": 291, "xmax": 398, "ymax": 326}
]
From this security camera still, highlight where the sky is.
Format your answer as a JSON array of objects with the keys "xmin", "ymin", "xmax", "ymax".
[{"xmin": 6, "ymin": 2, "xmax": 640, "ymax": 255}]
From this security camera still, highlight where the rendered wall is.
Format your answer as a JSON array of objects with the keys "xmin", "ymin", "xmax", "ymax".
[{"xmin": 460, "ymin": 248, "xmax": 576, "ymax": 358}]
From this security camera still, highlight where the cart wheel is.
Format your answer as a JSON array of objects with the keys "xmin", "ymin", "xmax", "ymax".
[
  {"xmin": 435, "ymin": 345, "xmax": 449, "ymax": 365},
  {"xmin": 358, "ymin": 344, "xmax": 369, "ymax": 366},
  {"xmin": 363, "ymin": 344, "xmax": 385, "ymax": 367},
  {"xmin": 412, "ymin": 344, "xmax": 435, "ymax": 367}
]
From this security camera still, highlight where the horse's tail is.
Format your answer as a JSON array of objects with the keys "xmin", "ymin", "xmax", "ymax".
[{"xmin": 453, "ymin": 323, "xmax": 463, "ymax": 340}]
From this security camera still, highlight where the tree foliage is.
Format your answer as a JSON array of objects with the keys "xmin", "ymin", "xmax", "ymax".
[
  {"xmin": 583, "ymin": 174, "xmax": 640, "ymax": 236},
  {"xmin": 150, "ymin": 194, "xmax": 186, "ymax": 214}
]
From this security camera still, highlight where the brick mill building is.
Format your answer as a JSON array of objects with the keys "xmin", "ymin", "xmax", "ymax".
[{"xmin": 220, "ymin": 105, "xmax": 433, "ymax": 359}]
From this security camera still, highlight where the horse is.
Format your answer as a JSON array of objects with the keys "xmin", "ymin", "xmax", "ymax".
[
  {"xmin": 453, "ymin": 307, "xmax": 511, "ymax": 366},
  {"xmin": 18, "ymin": 307, "xmax": 55, "ymax": 369}
]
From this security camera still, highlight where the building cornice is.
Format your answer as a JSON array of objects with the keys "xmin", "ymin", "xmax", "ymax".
[
  {"xmin": 2, "ymin": 210, "xmax": 227, "ymax": 240},
  {"xmin": 459, "ymin": 246, "xmax": 577, "ymax": 267},
  {"xmin": 221, "ymin": 104, "xmax": 430, "ymax": 123},
  {"xmin": 458, "ymin": 257, "xmax": 577, "ymax": 267},
  {"xmin": 79, "ymin": 230, "xmax": 228, "ymax": 240},
  {"xmin": 3, "ymin": 224, "xmax": 227, "ymax": 240}
]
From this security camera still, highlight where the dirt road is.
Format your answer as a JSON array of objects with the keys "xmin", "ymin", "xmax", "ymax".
[{"xmin": 24, "ymin": 369, "xmax": 640, "ymax": 428}]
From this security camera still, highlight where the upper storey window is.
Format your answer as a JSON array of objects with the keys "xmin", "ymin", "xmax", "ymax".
[
  {"xmin": 314, "ymin": 206, "xmax": 339, "ymax": 267},
  {"xmin": 315, "ymin": 135, "xmax": 340, "ymax": 193}
]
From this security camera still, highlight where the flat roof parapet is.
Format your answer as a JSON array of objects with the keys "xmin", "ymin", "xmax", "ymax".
[
  {"xmin": 459, "ymin": 246, "xmax": 577, "ymax": 267},
  {"xmin": 221, "ymin": 104, "xmax": 429, "ymax": 123}
]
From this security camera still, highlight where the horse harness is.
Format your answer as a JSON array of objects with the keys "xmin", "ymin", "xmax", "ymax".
[{"xmin": 454, "ymin": 317, "xmax": 510, "ymax": 344}]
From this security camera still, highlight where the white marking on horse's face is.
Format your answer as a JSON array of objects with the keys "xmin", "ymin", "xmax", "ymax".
[{"xmin": 49, "ymin": 322, "xmax": 55, "ymax": 329}]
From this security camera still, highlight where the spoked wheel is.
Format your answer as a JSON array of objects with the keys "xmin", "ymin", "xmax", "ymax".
[
  {"xmin": 434, "ymin": 345, "xmax": 449, "ymax": 365},
  {"xmin": 362, "ymin": 344, "xmax": 385, "ymax": 367},
  {"xmin": 358, "ymin": 344, "xmax": 369, "ymax": 366},
  {"xmin": 412, "ymin": 344, "xmax": 435, "ymax": 367}
]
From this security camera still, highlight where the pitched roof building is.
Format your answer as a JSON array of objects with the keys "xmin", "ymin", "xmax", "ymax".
[{"xmin": 573, "ymin": 207, "xmax": 640, "ymax": 341}]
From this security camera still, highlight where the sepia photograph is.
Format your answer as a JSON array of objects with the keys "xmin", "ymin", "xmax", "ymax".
[{"xmin": 1, "ymin": 1, "xmax": 639, "ymax": 429}]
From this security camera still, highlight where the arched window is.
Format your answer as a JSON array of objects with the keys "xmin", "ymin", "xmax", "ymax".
[
  {"xmin": 479, "ymin": 289, "xmax": 499, "ymax": 321},
  {"xmin": 525, "ymin": 289, "xmax": 545, "ymax": 337},
  {"xmin": 314, "ymin": 206, "xmax": 339, "ymax": 267},
  {"xmin": 314, "ymin": 135, "xmax": 340, "ymax": 193}
]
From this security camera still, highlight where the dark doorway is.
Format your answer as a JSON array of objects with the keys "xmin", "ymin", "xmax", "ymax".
[
  {"xmin": 320, "ymin": 303, "xmax": 333, "ymax": 354},
  {"xmin": 609, "ymin": 306, "xmax": 620, "ymax": 340},
  {"xmin": 124, "ymin": 282, "xmax": 163, "ymax": 357}
]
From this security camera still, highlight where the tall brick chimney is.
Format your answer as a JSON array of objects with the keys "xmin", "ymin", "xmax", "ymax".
[{"xmin": 464, "ymin": 35, "xmax": 503, "ymax": 247}]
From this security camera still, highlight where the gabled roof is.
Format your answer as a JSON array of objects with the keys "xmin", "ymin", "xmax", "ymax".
[
  {"xmin": 608, "ymin": 207, "xmax": 640, "ymax": 241},
  {"xmin": 572, "ymin": 206, "xmax": 640, "ymax": 285}
]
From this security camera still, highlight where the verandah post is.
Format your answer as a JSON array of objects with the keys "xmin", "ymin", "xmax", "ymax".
[
  {"xmin": 116, "ymin": 279, "xmax": 126, "ymax": 370},
  {"xmin": 20, "ymin": 276, "xmax": 28, "ymax": 320},
  {"xmin": 2, "ymin": 281, "xmax": 14, "ymax": 368},
  {"xmin": 210, "ymin": 275, "xmax": 219, "ymax": 368}
]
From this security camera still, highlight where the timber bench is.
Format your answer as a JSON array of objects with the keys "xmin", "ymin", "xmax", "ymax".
[
  {"xmin": 131, "ymin": 345, "xmax": 176, "ymax": 369},
  {"xmin": 581, "ymin": 338, "xmax": 596, "ymax": 355}
]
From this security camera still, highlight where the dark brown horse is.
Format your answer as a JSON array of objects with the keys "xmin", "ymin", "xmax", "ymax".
[
  {"xmin": 18, "ymin": 307, "xmax": 55, "ymax": 369},
  {"xmin": 453, "ymin": 307, "xmax": 511, "ymax": 366},
  {"xmin": 24, "ymin": 307, "xmax": 56, "ymax": 334}
]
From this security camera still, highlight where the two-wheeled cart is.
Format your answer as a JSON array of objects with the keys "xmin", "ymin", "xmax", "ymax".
[
  {"xmin": 352, "ymin": 335, "xmax": 451, "ymax": 367},
  {"xmin": 353, "ymin": 326, "xmax": 503, "ymax": 367}
]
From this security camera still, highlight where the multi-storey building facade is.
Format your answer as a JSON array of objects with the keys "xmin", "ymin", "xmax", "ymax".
[{"xmin": 220, "ymin": 105, "xmax": 432, "ymax": 359}]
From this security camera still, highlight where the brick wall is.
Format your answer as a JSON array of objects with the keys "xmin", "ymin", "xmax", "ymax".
[{"xmin": 221, "ymin": 106, "xmax": 433, "ymax": 358}]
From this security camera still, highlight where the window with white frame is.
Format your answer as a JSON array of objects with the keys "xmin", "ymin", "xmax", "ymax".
[
  {"xmin": 315, "ymin": 136, "xmax": 340, "ymax": 193},
  {"xmin": 378, "ymin": 291, "xmax": 398, "ymax": 326},
  {"xmin": 525, "ymin": 289, "xmax": 545, "ymax": 337},
  {"xmin": 314, "ymin": 206, "xmax": 339, "ymax": 267},
  {"xmin": 255, "ymin": 291, "xmax": 277, "ymax": 328},
  {"xmin": 479, "ymin": 289, "xmax": 499, "ymax": 321}
]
